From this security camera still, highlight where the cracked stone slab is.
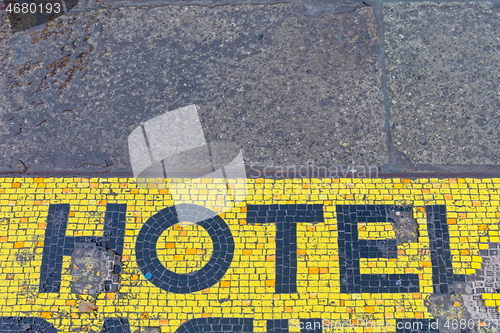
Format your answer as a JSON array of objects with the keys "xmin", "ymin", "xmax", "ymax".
[
  {"xmin": 384, "ymin": 2, "xmax": 500, "ymax": 165},
  {"xmin": 0, "ymin": 3, "xmax": 386, "ymax": 172},
  {"xmin": 70, "ymin": 243, "xmax": 122, "ymax": 296}
]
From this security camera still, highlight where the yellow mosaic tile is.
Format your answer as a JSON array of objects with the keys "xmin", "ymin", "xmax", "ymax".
[{"xmin": 0, "ymin": 177, "xmax": 498, "ymax": 332}]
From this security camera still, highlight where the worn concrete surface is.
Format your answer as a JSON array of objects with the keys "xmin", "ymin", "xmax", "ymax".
[
  {"xmin": 384, "ymin": 2, "xmax": 500, "ymax": 165},
  {"xmin": 0, "ymin": 3, "xmax": 387, "ymax": 173}
]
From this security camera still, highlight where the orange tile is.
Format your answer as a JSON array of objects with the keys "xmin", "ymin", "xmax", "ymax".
[
  {"xmin": 185, "ymin": 248, "xmax": 197, "ymax": 255},
  {"xmin": 308, "ymin": 267, "xmax": 320, "ymax": 274},
  {"xmin": 14, "ymin": 241, "xmax": 24, "ymax": 249},
  {"xmin": 220, "ymin": 281, "xmax": 231, "ymax": 288},
  {"xmin": 40, "ymin": 312, "xmax": 51, "ymax": 319},
  {"xmin": 266, "ymin": 280, "xmax": 275, "ymax": 287}
]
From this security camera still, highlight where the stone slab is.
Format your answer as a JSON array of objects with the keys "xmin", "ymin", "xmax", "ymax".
[
  {"xmin": 384, "ymin": 2, "xmax": 500, "ymax": 165},
  {"xmin": 0, "ymin": 3, "xmax": 386, "ymax": 172}
]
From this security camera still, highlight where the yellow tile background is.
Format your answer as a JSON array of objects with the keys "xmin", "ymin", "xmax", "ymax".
[{"xmin": 0, "ymin": 177, "xmax": 498, "ymax": 332}]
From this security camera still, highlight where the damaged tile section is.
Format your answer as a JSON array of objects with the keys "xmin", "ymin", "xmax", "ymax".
[
  {"xmin": 387, "ymin": 206, "xmax": 419, "ymax": 246},
  {"xmin": 71, "ymin": 243, "xmax": 122, "ymax": 296},
  {"xmin": 463, "ymin": 243, "xmax": 500, "ymax": 323}
]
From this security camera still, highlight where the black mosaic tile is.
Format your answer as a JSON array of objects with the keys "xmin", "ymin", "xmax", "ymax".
[
  {"xmin": 266, "ymin": 319, "xmax": 289, "ymax": 333},
  {"xmin": 0, "ymin": 317, "xmax": 57, "ymax": 333},
  {"xmin": 175, "ymin": 318, "xmax": 253, "ymax": 333},
  {"xmin": 99, "ymin": 318, "xmax": 131, "ymax": 333}
]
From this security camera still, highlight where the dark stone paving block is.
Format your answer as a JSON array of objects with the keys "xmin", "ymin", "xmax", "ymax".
[
  {"xmin": 0, "ymin": 4, "xmax": 386, "ymax": 172},
  {"xmin": 384, "ymin": 2, "xmax": 500, "ymax": 164}
]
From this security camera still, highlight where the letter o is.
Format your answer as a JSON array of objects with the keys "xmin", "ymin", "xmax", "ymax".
[{"xmin": 135, "ymin": 204, "xmax": 234, "ymax": 293}]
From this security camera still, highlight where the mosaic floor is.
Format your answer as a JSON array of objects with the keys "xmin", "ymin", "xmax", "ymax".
[{"xmin": 0, "ymin": 177, "xmax": 499, "ymax": 333}]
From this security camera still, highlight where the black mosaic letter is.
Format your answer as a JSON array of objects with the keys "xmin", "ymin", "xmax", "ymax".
[
  {"xmin": 0, "ymin": 317, "xmax": 57, "ymax": 333},
  {"xmin": 135, "ymin": 204, "xmax": 234, "ymax": 294},
  {"xmin": 175, "ymin": 318, "xmax": 253, "ymax": 333},
  {"xmin": 100, "ymin": 318, "xmax": 131, "ymax": 333},
  {"xmin": 246, "ymin": 204, "xmax": 324, "ymax": 294},
  {"xmin": 0, "ymin": 317, "xmax": 131, "ymax": 333},
  {"xmin": 336, "ymin": 205, "xmax": 420, "ymax": 293},
  {"xmin": 266, "ymin": 319, "xmax": 323, "ymax": 333},
  {"xmin": 267, "ymin": 319, "xmax": 289, "ymax": 333},
  {"xmin": 426, "ymin": 205, "xmax": 465, "ymax": 294},
  {"xmin": 39, "ymin": 203, "xmax": 127, "ymax": 293}
]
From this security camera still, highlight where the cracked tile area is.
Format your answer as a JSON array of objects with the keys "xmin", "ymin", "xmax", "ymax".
[{"xmin": 384, "ymin": 2, "xmax": 500, "ymax": 165}]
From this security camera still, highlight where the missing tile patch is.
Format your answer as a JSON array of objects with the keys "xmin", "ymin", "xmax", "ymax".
[
  {"xmin": 387, "ymin": 206, "xmax": 419, "ymax": 245},
  {"xmin": 70, "ymin": 243, "xmax": 122, "ymax": 296}
]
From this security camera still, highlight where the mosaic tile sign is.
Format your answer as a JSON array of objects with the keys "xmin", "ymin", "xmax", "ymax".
[{"xmin": 0, "ymin": 177, "xmax": 499, "ymax": 333}]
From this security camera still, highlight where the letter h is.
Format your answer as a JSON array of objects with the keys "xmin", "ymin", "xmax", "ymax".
[{"xmin": 38, "ymin": 203, "xmax": 126, "ymax": 293}]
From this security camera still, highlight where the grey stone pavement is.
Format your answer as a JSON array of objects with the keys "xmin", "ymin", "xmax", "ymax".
[{"xmin": 0, "ymin": 0, "xmax": 498, "ymax": 176}]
